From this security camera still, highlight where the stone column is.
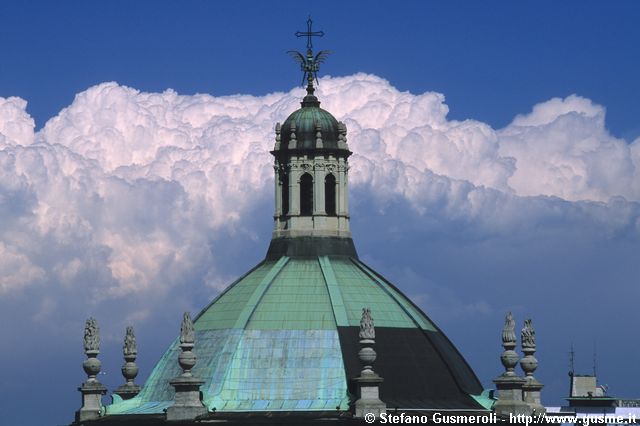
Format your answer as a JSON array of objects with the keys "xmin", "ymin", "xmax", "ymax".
[
  {"xmin": 520, "ymin": 319, "xmax": 545, "ymax": 414},
  {"xmin": 166, "ymin": 312, "xmax": 207, "ymax": 422},
  {"xmin": 76, "ymin": 317, "xmax": 107, "ymax": 422},
  {"xmin": 337, "ymin": 159, "xmax": 346, "ymax": 217},
  {"xmin": 314, "ymin": 163, "xmax": 326, "ymax": 216},
  {"xmin": 492, "ymin": 312, "xmax": 530, "ymax": 417},
  {"xmin": 274, "ymin": 163, "xmax": 282, "ymax": 217},
  {"xmin": 114, "ymin": 326, "xmax": 141, "ymax": 400},
  {"xmin": 290, "ymin": 165, "xmax": 301, "ymax": 216},
  {"xmin": 354, "ymin": 308, "xmax": 386, "ymax": 418}
]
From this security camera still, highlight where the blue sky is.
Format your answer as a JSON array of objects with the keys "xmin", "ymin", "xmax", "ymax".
[
  {"xmin": 0, "ymin": 2, "xmax": 639, "ymax": 425},
  {"xmin": 2, "ymin": 1, "xmax": 640, "ymax": 138}
]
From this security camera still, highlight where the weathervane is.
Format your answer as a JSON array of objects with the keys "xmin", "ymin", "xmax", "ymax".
[{"xmin": 288, "ymin": 16, "xmax": 331, "ymax": 90}]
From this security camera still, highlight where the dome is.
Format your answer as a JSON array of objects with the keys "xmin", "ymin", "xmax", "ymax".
[
  {"xmin": 107, "ymin": 255, "xmax": 488, "ymax": 415},
  {"xmin": 278, "ymin": 94, "xmax": 344, "ymax": 151}
]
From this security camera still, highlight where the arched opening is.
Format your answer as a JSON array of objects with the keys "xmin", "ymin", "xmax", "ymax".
[
  {"xmin": 300, "ymin": 173, "xmax": 313, "ymax": 216},
  {"xmin": 325, "ymin": 173, "xmax": 336, "ymax": 216},
  {"xmin": 281, "ymin": 170, "xmax": 289, "ymax": 216}
]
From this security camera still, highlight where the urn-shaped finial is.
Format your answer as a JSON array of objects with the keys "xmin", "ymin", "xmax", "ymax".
[
  {"xmin": 178, "ymin": 312, "xmax": 197, "ymax": 377},
  {"xmin": 520, "ymin": 319, "xmax": 538, "ymax": 378},
  {"xmin": 358, "ymin": 308, "xmax": 377, "ymax": 376},
  {"xmin": 122, "ymin": 326, "xmax": 139, "ymax": 385},
  {"xmin": 82, "ymin": 317, "xmax": 101, "ymax": 381},
  {"xmin": 500, "ymin": 312, "xmax": 519, "ymax": 376},
  {"xmin": 115, "ymin": 325, "xmax": 141, "ymax": 400}
]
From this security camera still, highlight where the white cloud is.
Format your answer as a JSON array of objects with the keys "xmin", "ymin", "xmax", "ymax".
[
  {"xmin": 0, "ymin": 241, "xmax": 45, "ymax": 293},
  {"xmin": 0, "ymin": 74, "xmax": 637, "ymax": 306},
  {"xmin": 499, "ymin": 95, "xmax": 639, "ymax": 201}
]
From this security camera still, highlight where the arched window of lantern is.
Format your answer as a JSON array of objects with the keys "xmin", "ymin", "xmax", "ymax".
[
  {"xmin": 325, "ymin": 173, "xmax": 336, "ymax": 216},
  {"xmin": 300, "ymin": 173, "xmax": 313, "ymax": 216}
]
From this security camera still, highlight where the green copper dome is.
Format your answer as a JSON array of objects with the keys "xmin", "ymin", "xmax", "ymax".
[
  {"xmin": 106, "ymin": 256, "xmax": 486, "ymax": 416},
  {"xmin": 279, "ymin": 94, "xmax": 343, "ymax": 151}
]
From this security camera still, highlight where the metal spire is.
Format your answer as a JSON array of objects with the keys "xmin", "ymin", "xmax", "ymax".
[
  {"xmin": 288, "ymin": 16, "xmax": 331, "ymax": 97},
  {"xmin": 295, "ymin": 16, "xmax": 324, "ymax": 50}
]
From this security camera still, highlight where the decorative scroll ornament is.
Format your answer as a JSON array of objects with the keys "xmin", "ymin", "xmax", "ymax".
[
  {"xmin": 180, "ymin": 312, "xmax": 195, "ymax": 345},
  {"xmin": 83, "ymin": 317, "xmax": 100, "ymax": 353},
  {"xmin": 359, "ymin": 308, "xmax": 375, "ymax": 340}
]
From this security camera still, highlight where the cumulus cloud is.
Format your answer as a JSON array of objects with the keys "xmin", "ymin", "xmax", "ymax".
[
  {"xmin": 499, "ymin": 94, "xmax": 640, "ymax": 201},
  {"xmin": 2, "ymin": 75, "xmax": 640, "ymax": 426},
  {"xmin": 0, "ymin": 73, "xmax": 637, "ymax": 305}
]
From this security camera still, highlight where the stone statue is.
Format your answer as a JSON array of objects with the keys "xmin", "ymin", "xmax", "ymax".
[
  {"xmin": 180, "ymin": 312, "xmax": 195, "ymax": 345},
  {"xmin": 359, "ymin": 307, "xmax": 375, "ymax": 340},
  {"xmin": 501, "ymin": 311, "xmax": 516, "ymax": 345},
  {"xmin": 123, "ymin": 325, "xmax": 137, "ymax": 356},
  {"xmin": 83, "ymin": 317, "xmax": 100, "ymax": 353},
  {"xmin": 521, "ymin": 319, "xmax": 536, "ymax": 349}
]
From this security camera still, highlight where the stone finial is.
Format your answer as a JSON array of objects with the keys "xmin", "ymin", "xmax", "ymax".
[
  {"xmin": 274, "ymin": 122, "xmax": 281, "ymax": 150},
  {"xmin": 492, "ymin": 312, "xmax": 530, "ymax": 417},
  {"xmin": 83, "ymin": 318, "xmax": 101, "ymax": 381},
  {"xmin": 76, "ymin": 317, "xmax": 107, "ymax": 422},
  {"xmin": 180, "ymin": 312, "xmax": 195, "ymax": 346},
  {"xmin": 84, "ymin": 317, "xmax": 100, "ymax": 354},
  {"xmin": 288, "ymin": 122, "xmax": 297, "ymax": 149},
  {"xmin": 124, "ymin": 326, "xmax": 137, "ymax": 356},
  {"xmin": 338, "ymin": 121, "xmax": 348, "ymax": 149},
  {"xmin": 354, "ymin": 307, "xmax": 385, "ymax": 418},
  {"xmin": 521, "ymin": 319, "xmax": 535, "ymax": 350},
  {"xmin": 167, "ymin": 312, "xmax": 207, "ymax": 421},
  {"xmin": 115, "ymin": 326, "xmax": 141, "ymax": 400},
  {"xmin": 502, "ymin": 311, "xmax": 516, "ymax": 346},
  {"xmin": 499, "ymin": 312, "xmax": 518, "ymax": 376},
  {"xmin": 520, "ymin": 319, "xmax": 538, "ymax": 379},
  {"xmin": 315, "ymin": 122, "xmax": 323, "ymax": 149},
  {"xmin": 359, "ymin": 307, "xmax": 375, "ymax": 340},
  {"xmin": 520, "ymin": 319, "xmax": 545, "ymax": 413},
  {"xmin": 358, "ymin": 308, "xmax": 376, "ymax": 375}
]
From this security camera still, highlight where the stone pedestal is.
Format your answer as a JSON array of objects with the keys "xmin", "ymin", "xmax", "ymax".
[
  {"xmin": 166, "ymin": 313, "xmax": 208, "ymax": 422},
  {"xmin": 114, "ymin": 383, "xmax": 141, "ymax": 401},
  {"xmin": 522, "ymin": 377, "xmax": 545, "ymax": 414},
  {"xmin": 355, "ymin": 373, "xmax": 386, "ymax": 418},
  {"xmin": 493, "ymin": 375, "xmax": 531, "ymax": 417},
  {"xmin": 75, "ymin": 381, "xmax": 107, "ymax": 422},
  {"xmin": 166, "ymin": 376, "xmax": 207, "ymax": 421}
]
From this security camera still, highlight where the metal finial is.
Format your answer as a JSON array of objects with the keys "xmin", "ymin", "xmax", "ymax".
[{"xmin": 288, "ymin": 17, "xmax": 331, "ymax": 93}]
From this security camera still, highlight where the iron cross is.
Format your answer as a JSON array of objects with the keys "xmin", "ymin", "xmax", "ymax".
[{"xmin": 295, "ymin": 16, "xmax": 324, "ymax": 50}]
